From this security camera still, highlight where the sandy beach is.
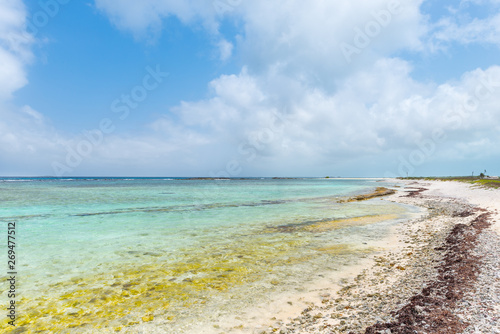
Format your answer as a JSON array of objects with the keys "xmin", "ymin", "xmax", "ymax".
[
  {"xmin": 4, "ymin": 179, "xmax": 498, "ymax": 334},
  {"xmin": 252, "ymin": 179, "xmax": 500, "ymax": 334}
]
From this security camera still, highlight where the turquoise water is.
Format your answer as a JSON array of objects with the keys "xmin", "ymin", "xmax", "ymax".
[{"xmin": 0, "ymin": 178, "xmax": 418, "ymax": 333}]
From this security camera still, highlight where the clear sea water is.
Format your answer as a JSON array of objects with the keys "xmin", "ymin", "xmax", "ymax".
[{"xmin": 0, "ymin": 178, "xmax": 420, "ymax": 333}]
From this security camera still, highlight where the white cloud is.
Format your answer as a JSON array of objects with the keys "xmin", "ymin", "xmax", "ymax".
[
  {"xmin": 0, "ymin": 48, "xmax": 28, "ymax": 99},
  {"xmin": 217, "ymin": 39, "xmax": 233, "ymax": 61},
  {"xmin": 0, "ymin": 0, "xmax": 32, "ymax": 98},
  {"xmin": 0, "ymin": 1, "xmax": 51, "ymax": 175},
  {"xmin": 129, "ymin": 61, "xmax": 498, "ymax": 176},
  {"xmin": 433, "ymin": 13, "xmax": 500, "ymax": 46},
  {"xmin": 426, "ymin": 0, "xmax": 500, "ymax": 51},
  {"xmin": 0, "ymin": 103, "xmax": 65, "ymax": 175},
  {"xmin": 95, "ymin": 0, "xmax": 428, "ymax": 83},
  {"xmin": 2, "ymin": 0, "xmax": 500, "ymax": 176},
  {"xmin": 94, "ymin": 0, "xmax": 220, "ymax": 40},
  {"xmin": 4, "ymin": 62, "xmax": 499, "ymax": 176},
  {"xmin": 237, "ymin": 0, "xmax": 426, "ymax": 76}
]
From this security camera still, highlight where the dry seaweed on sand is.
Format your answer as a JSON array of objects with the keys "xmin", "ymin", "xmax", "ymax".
[{"xmin": 363, "ymin": 212, "xmax": 492, "ymax": 334}]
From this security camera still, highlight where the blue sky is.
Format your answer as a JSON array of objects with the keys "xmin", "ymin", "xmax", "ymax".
[{"xmin": 1, "ymin": 0, "xmax": 500, "ymax": 177}]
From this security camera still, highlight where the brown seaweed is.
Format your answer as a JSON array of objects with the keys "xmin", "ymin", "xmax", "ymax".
[{"xmin": 362, "ymin": 212, "xmax": 491, "ymax": 334}]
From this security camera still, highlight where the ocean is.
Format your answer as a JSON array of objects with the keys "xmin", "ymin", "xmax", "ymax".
[{"xmin": 0, "ymin": 177, "xmax": 420, "ymax": 333}]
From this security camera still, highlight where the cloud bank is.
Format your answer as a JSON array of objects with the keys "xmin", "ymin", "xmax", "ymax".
[{"xmin": 1, "ymin": 0, "xmax": 500, "ymax": 176}]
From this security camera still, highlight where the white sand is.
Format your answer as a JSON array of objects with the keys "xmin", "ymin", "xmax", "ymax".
[{"xmin": 403, "ymin": 180, "xmax": 500, "ymax": 234}]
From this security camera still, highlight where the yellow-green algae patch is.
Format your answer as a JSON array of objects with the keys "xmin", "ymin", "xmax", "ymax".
[
  {"xmin": 316, "ymin": 244, "xmax": 380, "ymax": 257},
  {"xmin": 304, "ymin": 214, "xmax": 399, "ymax": 233},
  {"xmin": 0, "ymin": 213, "xmax": 396, "ymax": 333},
  {"xmin": 265, "ymin": 214, "xmax": 399, "ymax": 234},
  {"xmin": 316, "ymin": 243, "xmax": 353, "ymax": 255},
  {"xmin": 0, "ymin": 236, "xmax": 311, "ymax": 332}
]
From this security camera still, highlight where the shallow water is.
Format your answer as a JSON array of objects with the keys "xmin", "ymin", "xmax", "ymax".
[{"xmin": 0, "ymin": 178, "xmax": 420, "ymax": 333}]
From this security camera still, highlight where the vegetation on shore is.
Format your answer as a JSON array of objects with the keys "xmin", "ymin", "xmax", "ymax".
[{"xmin": 400, "ymin": 176, "xmax": 500, "ymax": 189}]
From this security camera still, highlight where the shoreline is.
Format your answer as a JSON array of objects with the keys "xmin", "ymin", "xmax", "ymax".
[
  {"xmin": 258, "ymin": 179, "xmax": 500, "ymax": 333},
  {"xmin": 5, "ymin": 179, "xmax": 497, "ymax": 333}
]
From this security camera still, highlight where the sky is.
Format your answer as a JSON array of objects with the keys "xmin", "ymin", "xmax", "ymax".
[{"xmin": 1, "ymin": 0, "xmax": 499, "ymax": 177}]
